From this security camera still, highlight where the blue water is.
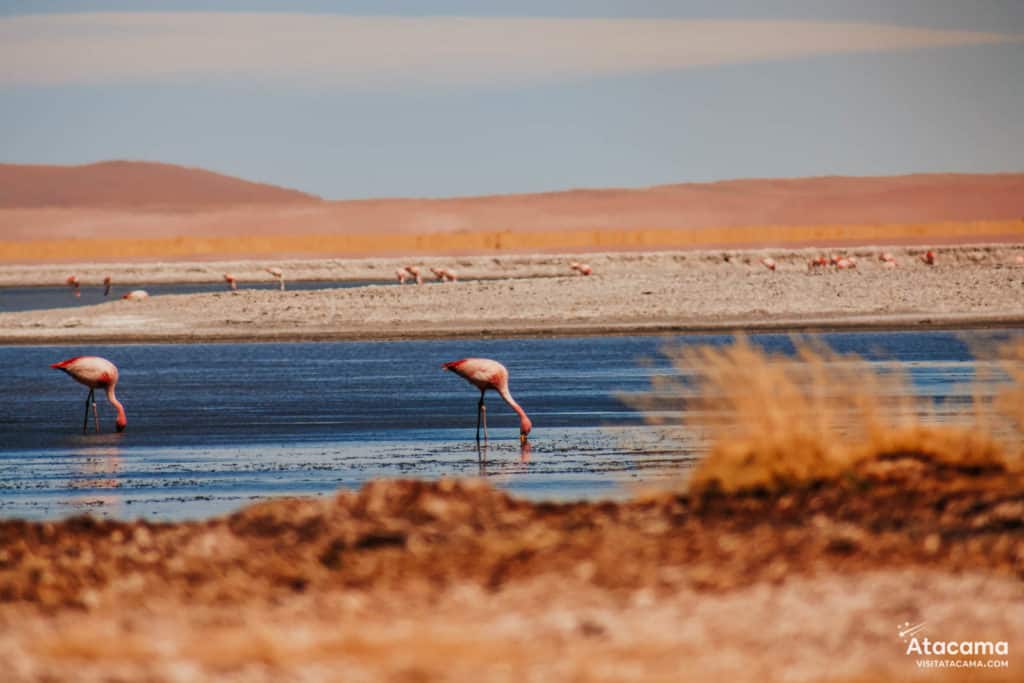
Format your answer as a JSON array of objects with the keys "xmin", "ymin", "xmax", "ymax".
[
  {"xmin": 0, "ymin": 279, "xmax": 388, "ymax": 314},
  {"xmin": 0, "ymin": 329, "xmax": 1018, "ymax": 520}
]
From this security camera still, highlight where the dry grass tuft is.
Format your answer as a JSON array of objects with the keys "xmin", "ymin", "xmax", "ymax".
[{"xmin": 628, "ymin": 337, "xmax": 1023, "ymax": 494}]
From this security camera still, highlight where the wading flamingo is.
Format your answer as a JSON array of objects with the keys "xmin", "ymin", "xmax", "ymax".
[
  {"xmin": 266, "ymin": 267, "xmax": 285, "ymax": 290},
  {"xmin": 760, "ymin": 257, "xmax": 776, "ymax": 271},
  {"xmin": 442, "ymin": 268, "xmax": 457, "ymax": 282},
  {"xmin": 404, "ymin": 265, "xmax": 423, "ymax": 285},
  {"xmin": 51, "ymin": 356, "xmax": 127, "ymax": 433},
  {"xmin": 569, "ymin": 262, "xmax": 592, "ymax": 276},
  {"xmin": 66, "ymin": 274, "xmax": 81, "ymax": 298},
  {"xmin": 430, "ymin": 267, "xmax": 446, "ymax": 282},
  {"xmin": 223, "ymin": 273, "xmax": 238, "ymax": 291},
  {"xmin": 443, "ymin": 358, "xmax": 532, "ymax": 444},
  {"xmin": 102, "ymin": 275, "xmax": 112, "ymax": 296},
  {"xmin": 122, "ymin": 290, "xmax": 149, "ymax": 301},
  {"xmin": 396, "ymin": 269, "xmax": 408, "ymax": 284}
]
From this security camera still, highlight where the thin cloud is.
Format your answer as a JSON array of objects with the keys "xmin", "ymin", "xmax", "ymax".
[{"xmin": 1, "ymin": 12, "xmax": 1019, "ymax": 87}]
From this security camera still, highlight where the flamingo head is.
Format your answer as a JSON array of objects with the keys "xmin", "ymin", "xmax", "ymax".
[
  {"xmin": 115, "ymin": 416, "xmax": 127, "ymax": 432},
  {"xmin": 519, "ymin": 415, "xmax": 533, "ymax": 444}
]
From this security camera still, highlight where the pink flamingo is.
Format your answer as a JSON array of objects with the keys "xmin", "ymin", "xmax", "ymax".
[
  {"xmin": 51, "ymin": 356, "xmax": 127, "ymax": 433},
  {"xmin": 223, "ymin": 273, "xmax": 238, "ymax": 291},
  {"xmin": 395, "ymin": 268, "xmax": 408, "ymax": 284},
  {"xmin": 66, "ymin": 274, "xmax": 81, "ymax": 298},
  {"xmin": 569, "ymin": 262, "xmax": 592, "ymax": 276},
  {"xmin": 880, "ymin": 252, "xmax": 895, "ymax": 263},
  {"xmin": 121, "ymin": 290, "xmax": 149, "ymax": 301},
  {"xmin": 921, "ymin": 250, "xmax": 936, "ymax": 266},
  {"xmin": 760, "ymin": 257, "xmax": 776, "ymax": 271},
  {"xmin": 404, "ymin": 265, "xmax": 423, "ymax": 285},
  {"xmin": 266, "ymin": 267, "xmax": 285, "ymax": 290},
  {"xmin": 102, "ymin": 275, "xmax": 112, "ymax": 297},
  {"xmin": 443, "ymin": 358, "xmax": 532, "ymax": 444},
  {"xmin": 431, "ymin": 267, "xmax": 457, "ymax": 282}
]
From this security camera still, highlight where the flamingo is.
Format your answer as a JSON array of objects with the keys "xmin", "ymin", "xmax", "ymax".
[
  {"xmin": 223, "ymin": 273, "xmax": 238, "ymax": 291},
  {"xmin": 395, "ymin": 268, "xmax": 408, "ymax": 284},
  {"xmin": 66, "ymin": 274, "xmax": 81, "ymax": 298},
  {"xmin": 880, "ymin": 252, "xmax": 895, "ymax": 263},
  {"xmin": 404, "ymin": 265, "xmax": 423, "ymax": 285},
  {"xmin": 569, "ymin": 262, "xmax": 592, "ymax": 276},
  {"xmin": 442, "ymin": 268, "xmax": 457, "ymax": 282},
  {"xmin": 760, "ymin": 257, "xmax": 776, "ymax": 271},
  {"xmin": 266, "ymin": 267, "xmax": 285, "ymax": 290},
  {"xmin": 442, "ymin": 358, "xmax": 532, "ymax": 444},
  {"xmin": 51, "ymin": 356, "xmax": 126, "ymax": 433},
  {"xmin": 121, "ymin": 290, "xmax": 149, "ymax": 301},
  {"xmin": 430, "ymin": 267, "xmax": 446, "ymax": 282},
  {"xmin": 102, "ymin": 275, "xmax": 112, "ymax": 296},
  {"xmin": 921, "ymin": 250, "xmax": 936, "ymax": 266}
]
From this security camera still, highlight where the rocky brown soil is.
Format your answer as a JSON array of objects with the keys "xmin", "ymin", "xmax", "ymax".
[{"xmin": 1, "ymin": 453, "xmax": 1021, "ymax": 682}]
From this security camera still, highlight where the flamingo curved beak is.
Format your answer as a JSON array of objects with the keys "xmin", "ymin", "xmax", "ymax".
[{"xmin": 116, "ymin": 424, "xmax": 126, "ymax": 433}]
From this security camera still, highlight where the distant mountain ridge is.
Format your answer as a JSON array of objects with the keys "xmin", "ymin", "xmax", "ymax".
[
  {"xmin": 0, "ymin": 162, "xmax": 1022, "ymax": 248},
  {"xmin": 0, "ymin": 161, "xmax": 320, "ymax": 209}
]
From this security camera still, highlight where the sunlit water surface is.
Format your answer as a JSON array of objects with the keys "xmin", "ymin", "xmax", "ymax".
[{"xmin": 0, "ymin": 330, "xmax": 1018, "ymax": 520}]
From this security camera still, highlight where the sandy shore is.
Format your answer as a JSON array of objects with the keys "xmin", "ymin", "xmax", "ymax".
[{"xmin": 1, "ymin": 244, "xmax": 1021, "ymax": 344}]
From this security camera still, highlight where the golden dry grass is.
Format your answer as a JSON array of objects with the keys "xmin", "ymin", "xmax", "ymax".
[
  {"xmin": 629, "ymin": 337, "xmax": 1024, "ymax": 494},
  {"xmin": 0, "ymin": 219, "xmax": 1020, "ymax": 262}
]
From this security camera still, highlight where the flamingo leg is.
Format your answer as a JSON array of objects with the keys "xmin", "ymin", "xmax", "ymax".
[
  {"xmin": 476, "ymin": 391, "xmax": 489, "ymax": 443},
  {"xmin": 476, "ymin": 393, "xmax": 482, "ymax": 442},
  {"xmin": 481, "ymin": 401, "xmax": 488, "ymax": 443},
  {"xmin": 92, "ymin": 394, "xmax": 101, "ymax": 433},
  {"xmin": 82, "ymin": 388, "xmax": 95, "ymax": 433}
]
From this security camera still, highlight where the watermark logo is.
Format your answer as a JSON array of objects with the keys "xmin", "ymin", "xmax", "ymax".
[
  {"xmin": 898, "ymin": 621, "xmax": 1009, "ymax": 670},
  {"xmin": 899, "ymin": 621, "xmax": 927, "ymax": 643}
]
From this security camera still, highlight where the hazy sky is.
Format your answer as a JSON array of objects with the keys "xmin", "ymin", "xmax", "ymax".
[{"xmin": 1, "ymin": 1, "xmax": 1022, "ymax": 198}]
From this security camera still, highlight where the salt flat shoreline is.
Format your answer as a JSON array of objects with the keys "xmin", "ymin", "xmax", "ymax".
[{"xmin": 1, "ymin": 244, "xmax": 1021, "ymax": 345}]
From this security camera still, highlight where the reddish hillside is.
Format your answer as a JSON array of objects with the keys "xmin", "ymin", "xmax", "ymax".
[{"xmin": 0, "ymin": 161, "xmax": 320, "ymax": 209}]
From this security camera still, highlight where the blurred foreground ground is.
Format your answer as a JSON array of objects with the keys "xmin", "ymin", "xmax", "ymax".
[{"xmin": 1, "ymin": 452, "xmax": 1021, "ymax": 682}]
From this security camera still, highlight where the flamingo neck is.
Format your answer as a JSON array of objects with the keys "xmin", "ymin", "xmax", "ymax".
[
  {"xmin": 106, "ymin": 385, "xmax": 127, "ymax": 430},
  {"xmin": 498, "ymin": 386, "xmax": 531, "ymax": 435}
]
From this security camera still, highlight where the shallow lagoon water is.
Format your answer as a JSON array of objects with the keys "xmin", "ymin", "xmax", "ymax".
[
  {"xmin": 0, "ymin": 279, "xmax": 387, "ymax": 314},
  {"xmin": 0, "ymin": 330, "xmax": 1018, "ymax": 520}
]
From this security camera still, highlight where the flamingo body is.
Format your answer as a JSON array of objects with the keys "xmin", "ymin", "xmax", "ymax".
[
  {"xmin": 404, "ymin": 265, "xmax": 423, "ymax": 285},
  {"xmin": 443, "ymin": 358, "xmax": 532, "ymax": 443},
  {"xmin": 51, "ymin": 356, "xmax": 127, "ymax": 432},
  {"xmin": 122, "ymin": 290, "xmax": 149, "ymax": 301}
]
